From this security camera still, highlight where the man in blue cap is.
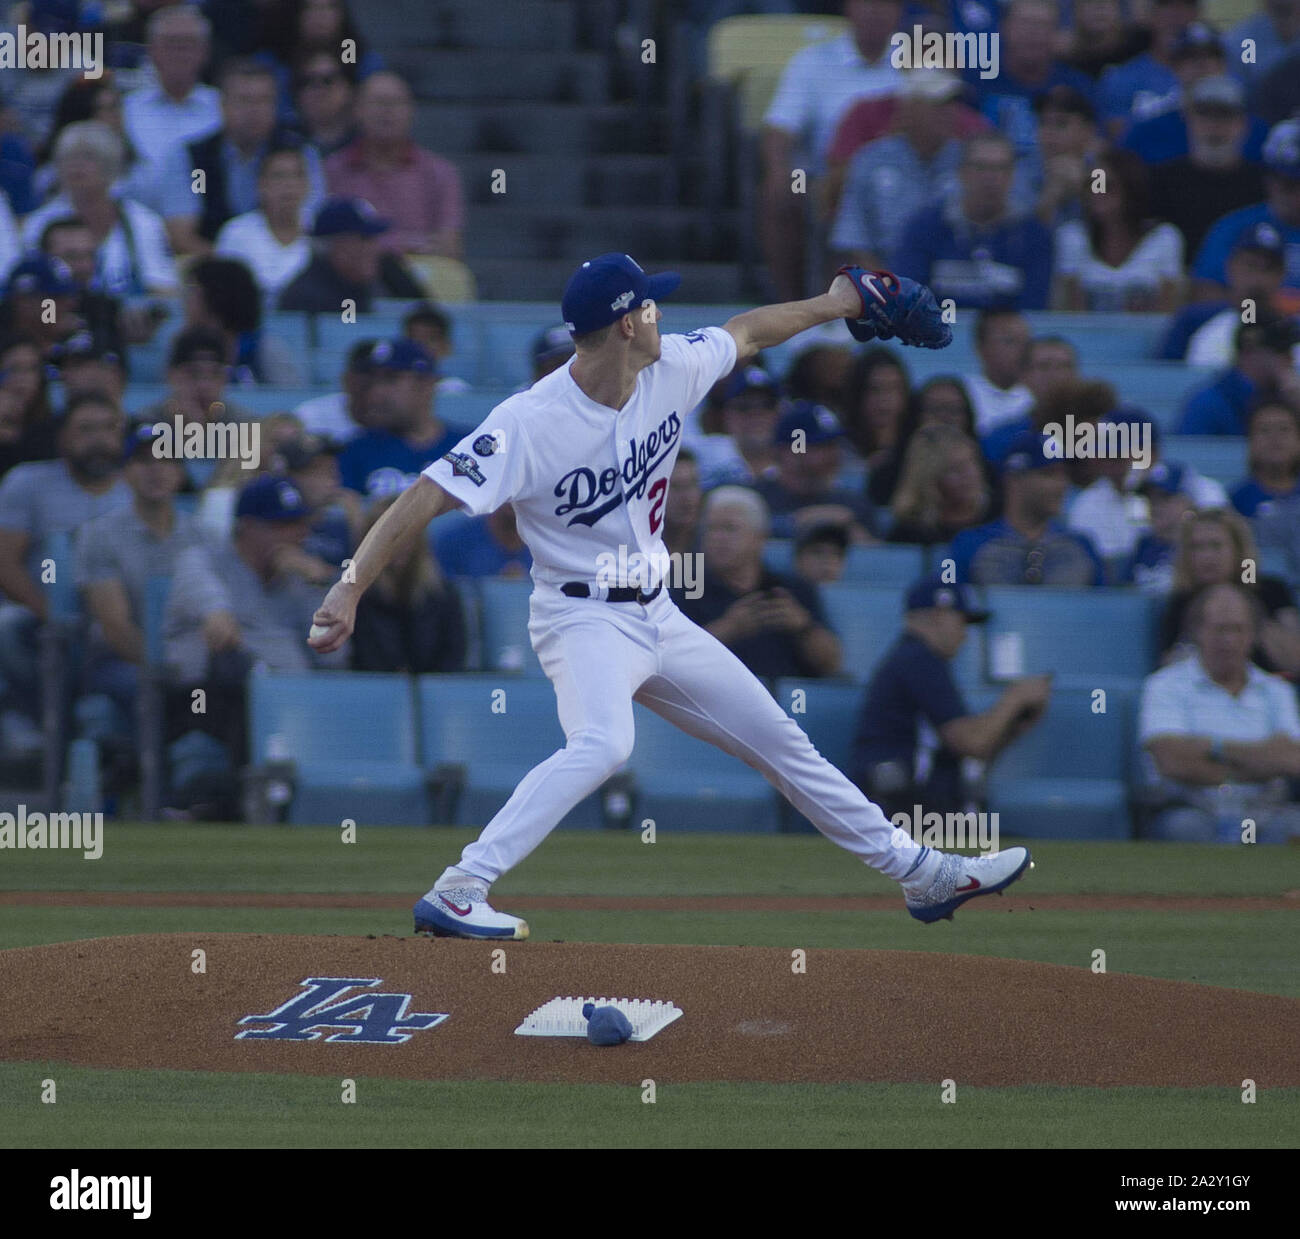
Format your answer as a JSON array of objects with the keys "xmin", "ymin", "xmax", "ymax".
[
  {"xmin": 852, "ymin": 574, "xmax": 1051, "ymax": 821},
  {"xmin": 753, "ymin": 400, "xmax": 876, "ymax": 541},
  {"xmin": 950, "ymin": 430, "xmax": 1105, "ymax": 585},
  {"xmin": 1, "ymin": 253, "xmax": 80, "ymax": 356},
  {"xmin": 277, "ymin": 197, "xmax": 423, "ymax": 312},
  {"xmin": 310, "ymin": 251, "xmax": 1035, "ymax": 936},
  {"xmin": 336, "ymin": 337, "xmax": 472, "ymax": 502}
]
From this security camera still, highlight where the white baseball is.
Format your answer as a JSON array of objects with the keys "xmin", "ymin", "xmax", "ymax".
[{"xmin": 309, "ymin": 624, "xmax": 331, "ymax": 641}]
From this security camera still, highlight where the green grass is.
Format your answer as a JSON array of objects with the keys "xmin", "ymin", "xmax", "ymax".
[
  {"xmin": 4, "ymin": 825, "xmax": 1298, "ymax": 896},
  {"xmin": 2, "ymin": 1062, "xmax": 1295, "ymax": 1149},
  {"xmin": 3, "ymin": 828, "xmax": 1297, "ymax": 1148}
]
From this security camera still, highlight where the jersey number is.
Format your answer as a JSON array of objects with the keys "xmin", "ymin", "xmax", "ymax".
[{"xmin": 648, "ymin": 476, "xmax": 668, "ymax": 535}]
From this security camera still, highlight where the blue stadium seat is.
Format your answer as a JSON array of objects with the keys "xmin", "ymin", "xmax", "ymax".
[
  {"xmin": 770, "ymin": 677, "xmax": 862, "ymax": 832},
  {"xmin": 247, "ymin": 670, "xmax": 429, "ymax": 825},
  {"xmin": 416, "ymin": 674, "xmax": 600, "ymax": 827},
  {"xmin": 1162, "ymin": 436, "xmax": 1249, "ymax": 488},
  {"xmin": 982, "ymin": 587, "xmax": 1159, "ymax": 679},
  {"xmin": 817, "ymin": 583, "xmax": 906, "ymax": 682},
  {"xmin": 972, "ymin": 680, "xmax": 1138, "ymax": 839},
  {"xmin": 475, "ymin": 577, "xmax": 543, "ymax": 674},
  {"xmin": 624, "ymin": 702, "xmax": 781, "ymax": 831},
  {"xmin": 437, "ymin": 388, "xmax": 513, "ymax": 432}
]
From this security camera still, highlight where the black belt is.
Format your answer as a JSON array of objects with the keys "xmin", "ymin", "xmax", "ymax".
[{"xmin": 561, "ymin": 582, "xmax": 662, "ymax": 604}]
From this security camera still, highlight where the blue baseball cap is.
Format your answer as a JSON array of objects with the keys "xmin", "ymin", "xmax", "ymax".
[
  {"xmin": 1171, "ymin": 21, "xmax": 1223, "ymax": 60},
  {"xmin": 561, "ymin": 253, "xmax": 681, "ymax": 336},
  {"xmin": 532, "ymin": 324, "xmax": 575, "ymax": 366},
  {"xmin": 1001, "ymin": 431, "xmax": 1061, "ymax": 474},
  {"xmin": 122, "ymin": 421, "xmax": 162, "ymax": 461},
  {"xmin": 719, "ymin": 364, "xmax": 778, "ymax": 403},
  {"xmin": 367, "ymin": 337, "xmax": 436, "ymax": 375},
  {"xmin": 1137, "ymin": 461, "xmax": 1188, "ymax": 497},
  {"xmin": 235, "ymin": 476, "xmax": 313, "ymax": 522},
  {"xmin": 6, "ymin": 253, "xmax": 76, "ymax": 298},
  {"xmin": 773, "ymin": 400, "xmax": 845, "ymax": 448},
  {"xmin": 311, "ymin": 196, "xmax": 391, "ymax": 237},
  {"xmin": 905, "ymin": 574, "xmax": 989, "ymax": 622},
  {"xmin": 1263, "ymin": 120, "xmax": 1300, "ymax": 181}
]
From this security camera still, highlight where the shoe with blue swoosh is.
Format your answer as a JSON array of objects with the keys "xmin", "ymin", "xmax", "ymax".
[
  {"xmin": 902, "ymin": 847, "xmax": 1033, "ymax": 923},
  {"xmin": 413, "ymin": 882, "xmax": 529, "ymax": 940}
]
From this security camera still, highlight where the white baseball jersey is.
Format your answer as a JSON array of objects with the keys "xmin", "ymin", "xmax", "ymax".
[{"xmin": 422, "ymin": 327, "xmax": 737, "ymax": 588}]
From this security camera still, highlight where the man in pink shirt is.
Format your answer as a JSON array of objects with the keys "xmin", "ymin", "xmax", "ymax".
[{"xmin": 324, "ymin": 71, "xmax": 464, "ymax": 259}]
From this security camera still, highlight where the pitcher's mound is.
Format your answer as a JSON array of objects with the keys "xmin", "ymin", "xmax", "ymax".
[{"xmin": 1, "ymin": 934, "xmax": 1295, "ymax": 1086}]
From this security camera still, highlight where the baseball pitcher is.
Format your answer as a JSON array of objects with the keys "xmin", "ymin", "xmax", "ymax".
[{"xmin": 308, "ymin": 254, "xmax": 1031, "ymax": 938}]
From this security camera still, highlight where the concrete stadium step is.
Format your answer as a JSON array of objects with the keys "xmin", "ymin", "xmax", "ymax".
[
  {"xmin": 468, "ymin": 258, "xmax": 749, "ymax": 303},
  {"xmin": 351, "ymin": 0, "xmax": 582, "ymax": 53},
  {"xmin": 455, "ymin": 153, "xmax": 680, "ymax": 208},
  {"xmin": 414, "ymin": 102, "xmax": 667, "ymax": 157},
  {"xmin": 390, "ymin": 49, "xmax": 611, "ymax": 104},
  {"xmin": 464, "ymin": 205, "xmax": 737, "ymax": 263}
]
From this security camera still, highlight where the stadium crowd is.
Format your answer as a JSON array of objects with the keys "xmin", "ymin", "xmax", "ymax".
[{"xmin": 0, "ymin": 0, "xmax": 1297, "ymax": 837}]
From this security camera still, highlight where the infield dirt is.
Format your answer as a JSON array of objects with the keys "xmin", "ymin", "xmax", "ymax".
[{"xmin": 1, "ymin": 933, "xmax": 1296, "ymax": 1087}]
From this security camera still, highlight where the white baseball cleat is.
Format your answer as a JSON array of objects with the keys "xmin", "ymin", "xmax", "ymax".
[
  {"xmin": 412, "ymin": 879, "xmax": 529, "ymax": 940},
  {"xmin": 902, "ymin": 846, "xmax": 1033, "ymax": 923}
]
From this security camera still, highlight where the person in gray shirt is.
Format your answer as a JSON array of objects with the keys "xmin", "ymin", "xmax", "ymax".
[
  {"xmin": 829, "ymin": 69, "xmax": 967, "ymax": 271},
  {"xmin": 162, "ymin": 474, "xmax": 347, "ymax": 778},
  {"xmin": 74, "ymin": 422, "xmax": 213, "ymax": 744},
  {"xmin": 0, "ymin": 392, "xmax": 130, "ymax": 738}
]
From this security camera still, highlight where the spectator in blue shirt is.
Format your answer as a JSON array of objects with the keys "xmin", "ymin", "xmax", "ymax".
[
  {"xmin": 1121, "ymin": 28, "xmax": 1270, "ymax": 165},
  {"xmin": 1124, "ymin": 462, "xmax": 1194, "ymax": 593},
  {"xmin": 434, "ymin": 504, "xmax": 532, "ymax": 580},
  {"xmin": 1192, "ymin": 118, "xmax": 1300, "ymax": 298},
  {"xmin": 1226, "ymin": 0, "xmax": 1300, "ymax": 92},
  {"xmin": 337, "ymin": 338, "xmax": 470, "ymax": 502},
  {"xmin": 971, "ymin": 0, "xmax": 1095, "ymax": 172},
  {"xmin": 1178, "ymin": 316, "xmax": 1300, "ymax": 436},
  {"xmin": 851, "ymin": 573, "xmax": 1051, "ymax": 820},
  {"xmin": 1098, "ymin": 0, "xmax": 1204, "ymax": 136},
  {"xmin": 1230, "ymin": 400, "xmax": 1300, "ymax": 518},
  {"xmin": 950, "ymin": 430, "xmax": 1105, "ymax": 585},
  {"xmin": 1159, "ymin": 224, "xmax": 1284, "ymax": 360},
  {"xmin": 893, "ymin": 133, "xmax": 1054, "ymax": 310}
]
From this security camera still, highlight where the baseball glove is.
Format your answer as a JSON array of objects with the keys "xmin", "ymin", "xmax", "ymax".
[{"xmin": 837, "ymin": 266, "xmax": 953, "ymax": 350}]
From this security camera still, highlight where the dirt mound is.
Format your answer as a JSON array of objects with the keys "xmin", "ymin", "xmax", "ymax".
[{"xmin": 1, "ymin": 934, "xmax": 1295, "ymax": 1087}]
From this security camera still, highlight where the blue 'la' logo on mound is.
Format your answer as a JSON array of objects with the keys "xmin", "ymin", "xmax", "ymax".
[{"xmin": 237, "ymin": 977, "xmax": 449, "ymax": 1044}]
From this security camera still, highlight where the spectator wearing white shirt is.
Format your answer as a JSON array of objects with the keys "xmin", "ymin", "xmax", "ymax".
[
  {"xmin": 122, "ymin": 5, "xmax": 221, "ymax": 166},
  {"xmin": 1066, "ymin": 410, "xmax": 1155, "ymax": 576},
  {"xmin": 967, "ymin": 308, "xmax": 1035, "ymax": 436},
  {"xmin": 21, "ymin": 122, "xmax": 178, "ymax": 296},
  {"xmin": 214, "ymin": 145, "xmax": 313, "ymax": 305},
  {"xmin": 293, "ymin": 338, "xmax": 378, "ymax": 447},
  {"xmin": 1139, "ymin": 582, "xmax": 1300, "ymax": 843},
  {"xmin": 760, "ymin": 0, "xmax": 903, "ymax": 301},
  {"xmin": 1053, "ymin": 147, "xmax": 1185, "ymax": 311}
]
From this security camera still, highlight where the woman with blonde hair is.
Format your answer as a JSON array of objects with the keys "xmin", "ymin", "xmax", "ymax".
[
  {"xmin": 886, "ymin": 423, "xmax": 993, "ymax": 546},
  {"xmin": 1160, "ymin": 507, "xmax": 1300, "ymax": 675},
  {"xmin": 351, "ymin": 494, "xmax": 467, "ymax": 673}
]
